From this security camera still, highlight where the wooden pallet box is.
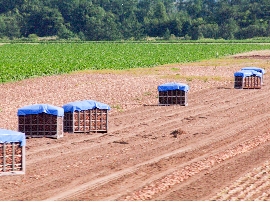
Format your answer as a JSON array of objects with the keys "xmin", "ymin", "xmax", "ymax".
[
  {"xmin": 0, "ymin": 129, "xmax": 26, "ymax": 176},
  {"xmin": 158, "ymin": 82, "xmax": 189, "ymax": 106},
  {"xmin": 241, "ymin": 67, "xmax": 265, "ymax": 83},
  {"xmin": 18, "ymin": 104, "xmax": 64, "ymax": 139},
  {"xmin": 234, "ymin": 70, "xmax": 262, "ymax": 89},
  {"xmin": 63, "ymin": 100, "xmax": 110, "ymax": 133}
]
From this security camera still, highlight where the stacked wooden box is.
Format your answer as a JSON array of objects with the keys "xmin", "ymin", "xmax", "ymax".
[
  {"xmin": 18, "ymin": 104, "xmax": 64, "ymax": 139},
  {"xmin": 63, "ymin": 100, "xmax": 110, "ymax": 133},
  {"xmin": 0, "ymin": 129, "xmax": 26, "ymax": 176},
  {"xmin": 158, "ymin": 82, "xmax": 189, "ymax": 106},
  {"xmin": 234, "ymin": 69, "xmax": 263, "ymax": 89}
]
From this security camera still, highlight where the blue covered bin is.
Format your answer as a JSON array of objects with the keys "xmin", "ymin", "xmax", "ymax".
[
  {"xmin": 241, "ymin": 67, "xmax": 265, "ymax": 83},
  {"xmin": 234, "ymin": 70, "xmax": 262, "ymax": 89},
  {"xmin": 158, "ymin": 82, "xmax": 189, "ymax": 106},
  {"xmin": 62, "ymin": 100, "xmax": 110, "ymax": 133},
  {"xmin": 0, "ymin": 129, "xmax": 26, "ymax": 175},
  {"xmin": 18, "ymin": 104, "xmax": 64, "ymax": 139}
]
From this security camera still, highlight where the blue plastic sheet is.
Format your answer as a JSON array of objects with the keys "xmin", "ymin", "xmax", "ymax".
[
  {"xmin": 62, "ymin": 100, "xmax": 111, "ymax": 112},
  {"xmin": 0, "ymin": 129, "xmax": 26, "ymax": 146},
  {"xmin": 158, "ymin": 82, "xmax": 189, "ymax": 92},
  {"xmin": 17, "ymin": 104, "xmax": 64, "ymax": 116},
  {"xmin": 241, "ymin": 67, "xmax": 266, "ymax": 74},
  {"xmin": 234, "ymin": 70, "xmax": 262, "ymax": 78}
]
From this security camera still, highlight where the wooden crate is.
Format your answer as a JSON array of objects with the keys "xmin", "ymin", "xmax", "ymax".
[
  {"xmin": 18, "ymin": 113, "xmax": 63, "ymax": 138},
  {"xmin": 234, "ymin": 76, "xmax": 243, "ymax": 89},
  {"xmin": 234, "ymin": 76, "xmax": 262, "ymax": 89},
  {"xmin": 158, "ymin": 82, "xmax": 189, "ymax": 106},
  {"xmin": 0, "ymin": 129, "xmax": 26, "ymax": 176},
  {"xmin": 64, "ymin": 109, "xmax": 109, "ymax": 133},
  {"xmin": 243, "ymin": 76, "xmax": 262, "ymax": 89},
  {"xmin": 158, "ymin": 90, "xmax": 188, "ymax": 106},
  {"xmin": 0, "ymin": 142, "xmax": 25, "ymax": 176}
]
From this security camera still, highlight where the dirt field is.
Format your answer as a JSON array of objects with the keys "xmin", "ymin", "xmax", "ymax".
[{"xmin": 0, "ymin": 50, "xmax": 270, "ymax": 201}]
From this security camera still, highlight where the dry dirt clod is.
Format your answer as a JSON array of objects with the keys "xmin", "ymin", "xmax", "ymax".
[{"xmin": 171, "ymin": 129, "xmax": 185, "ymax": 138}]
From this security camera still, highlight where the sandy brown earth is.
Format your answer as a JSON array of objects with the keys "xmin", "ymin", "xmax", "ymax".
[{"xmin": 0, "ymin": 50, "xmax": 270, "ymax": 201}]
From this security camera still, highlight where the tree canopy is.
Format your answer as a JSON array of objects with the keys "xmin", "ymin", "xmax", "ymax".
[{"xmin": 0, "ymin": 0, "xmax": 269, "ymax": 40}]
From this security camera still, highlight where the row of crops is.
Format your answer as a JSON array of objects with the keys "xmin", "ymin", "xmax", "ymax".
[{"xmin": 1, "ymin": 42, "xmax": 270, "ymax": 83}]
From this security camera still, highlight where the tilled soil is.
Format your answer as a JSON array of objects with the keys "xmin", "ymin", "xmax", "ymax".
[{"xmin": 0, "ymin": 51, "xmax": 270, "ymax": 201}]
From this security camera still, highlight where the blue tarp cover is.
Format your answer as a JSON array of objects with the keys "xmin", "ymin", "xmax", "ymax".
[
  {"xmin": 234, "ymin": 70, "xmax": 262, "ymax": 78},
  {"xmin": 158, "ymin": 82, "xmax": 189, "ymax": 92},
  {"xmin": 241, "ymin": 67, "xmax": 266, "ymax": 74},
  {"xmin": 17, "ymin": 104, "xmax": 64, "ymax": 116},
  {"xmin": 62, "ymin": 100, "xmax": 111, "ymax": 112},
  {"xmin": 0, "ymin": 129, "xmax": 26, "ymax": 146}
]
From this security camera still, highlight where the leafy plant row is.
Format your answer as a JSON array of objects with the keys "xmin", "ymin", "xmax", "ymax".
[{"xmin": 0, "ymin": 43, "xmax": 269, "ymax": 83}]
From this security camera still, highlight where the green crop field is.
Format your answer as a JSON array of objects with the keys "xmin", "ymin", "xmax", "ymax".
[{"xmin": 0, "ymin": 42, "xmax": 270, "ymax": 83}]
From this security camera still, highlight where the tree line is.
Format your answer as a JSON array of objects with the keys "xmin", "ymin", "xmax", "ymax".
[{"xmin": 0, "ymin": 0, "xmax": 270, "ymax": 41}]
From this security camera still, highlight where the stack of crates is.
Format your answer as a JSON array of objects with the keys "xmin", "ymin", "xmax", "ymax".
[
  {"xmin": 158, "ymin": 82, "xmax": 189, "ymax": 106},
  {"xmin": 63, "ymin": 100, "xmax": 110, "ymax": 133},
  {"xmin": 18, "ymin": 104, "xmax": 64, "ymax": 139},
  {"xmin": 234, "ymin": 70, "xmax": 262, "ymax": 89},
  {"xmin": 0, "ymin": 129, "xmax": 26, "ymax": 176}
]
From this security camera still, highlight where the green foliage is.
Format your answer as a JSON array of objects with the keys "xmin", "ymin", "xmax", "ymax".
[
  {"xmin": 0, "ymin": 42, "xmax": 270, "ymax": 83},
  {"xmin": 57, "ymin": 25, "xmax": 75, "ymax": 39},
  {"xmin": 1, "ymin": 0, "xmax": 270, "ymax": 40},
  {"xmin": 28, "ymin": 34, "xmax": 38, "ymax": 41},
  {"xmin": 163, "ymin": 28, "xmax": 171, "ymax": 40}
]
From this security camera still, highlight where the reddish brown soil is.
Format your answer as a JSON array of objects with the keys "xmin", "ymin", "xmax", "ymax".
[{"xmin": 0, "ymin": 51, "xmax": 270, "ymax": 201}]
